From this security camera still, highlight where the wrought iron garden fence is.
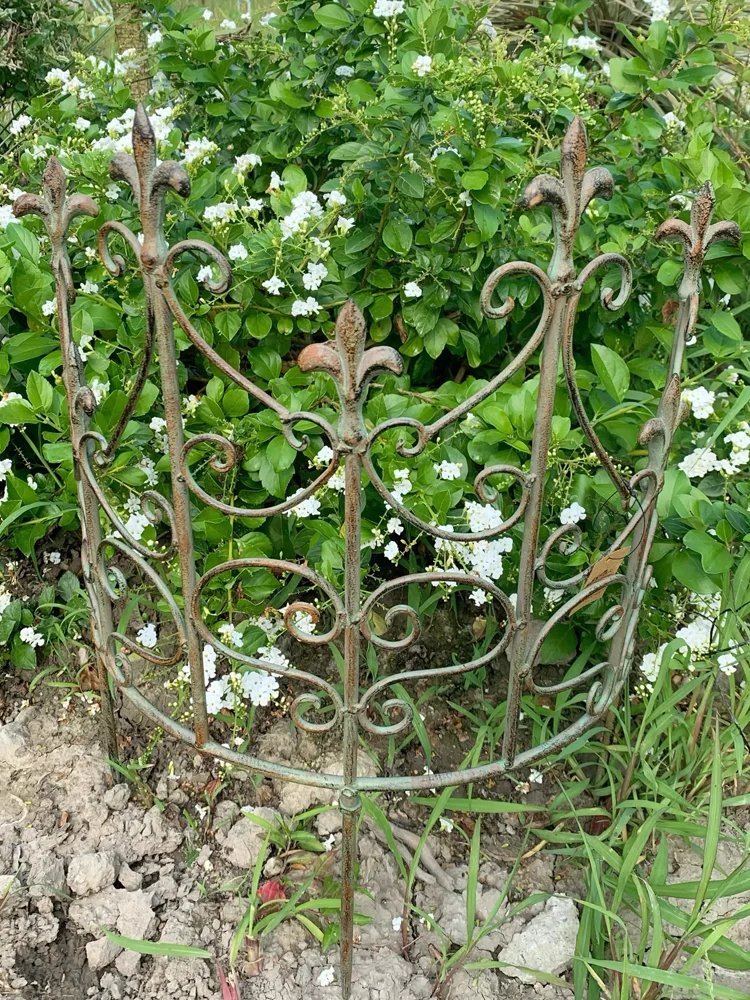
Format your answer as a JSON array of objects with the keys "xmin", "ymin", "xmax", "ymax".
[{"xmin": 13, "ymin": 107, "xmax": 740, "ymax": 997}]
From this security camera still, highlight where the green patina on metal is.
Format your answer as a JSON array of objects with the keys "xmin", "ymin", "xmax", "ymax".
[{"xmin": 14, "ymin": 107, "xmax": 740, "ymax": 997}]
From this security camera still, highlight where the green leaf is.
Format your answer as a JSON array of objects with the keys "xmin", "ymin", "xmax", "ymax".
[
  {"xmin": 222, "ymin": 388, "xmax": 249, "ymax": 418},
  {"xmin": 247, "ymin": 311, "xmax": 272, "ymax": 339},
  {"xmin": 396, "ymin": 172, "xmax": 424, "ymax": 199},
  {"xmin": 656, "ymin": 259, "xmax": 682, "ymax": 286},
  {"xmin": 0, "ymin": 399, "xmax": 38, "ymax": 425},
  {"xmin": 267, "ymin": 434, "xmax": 296, "ymax": 472},
  {"xmin": 461, "ymin": 170, "xmax": 488, "ymax": 191},
  {"xmin": 26, "ymin": 371, "xmax": 53, "ymax": 413},
  {"xmin": 683, "ymin": 529, "xmax": 733, "ymax": 575},
  {"xmin": 672, "ymin": 550, "xmax": 720, "ymax": 595},
  {"xmin": 382, "ymin": 218, "xmax": 412, "ymax": 256},
  {"xmin": 249, "ymin": 346, "xmax": 281, "ymax": 381},
  {"xmin": 591, "ymin": 344, "xmax": 629, "ymax": 402},
  {"xmin": 314, "ymin": 3, "xmax": 352, "ymax": 29},
  {"xmin": 710, "ymin": 311, "xmax": 742, "ymax": 341}
]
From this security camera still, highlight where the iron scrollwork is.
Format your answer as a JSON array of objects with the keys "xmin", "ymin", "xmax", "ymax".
[{"xmin": 14, "ymin": 108, "xmax": 740, "ymax": 998}]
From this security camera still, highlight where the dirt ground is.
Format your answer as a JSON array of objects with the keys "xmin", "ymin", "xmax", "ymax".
[{"xmin": 1, "ymin": 674, "xmax": 749, "ymax": 1000}]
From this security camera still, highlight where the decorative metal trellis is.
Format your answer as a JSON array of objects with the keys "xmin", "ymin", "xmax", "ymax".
[{"xmin": 14, "ymin": 108, "xmax": 740, "ymax": 996}]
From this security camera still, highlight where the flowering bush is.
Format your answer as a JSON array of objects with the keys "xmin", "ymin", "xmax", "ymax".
[{"xmin": 0, "ymin": 0, "xmax": 748, "ymax": 707}]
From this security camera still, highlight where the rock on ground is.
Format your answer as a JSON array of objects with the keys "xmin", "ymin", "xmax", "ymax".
[{"xmin": 497, "ymin": 896, "xmax": 579, "ymax": 984}]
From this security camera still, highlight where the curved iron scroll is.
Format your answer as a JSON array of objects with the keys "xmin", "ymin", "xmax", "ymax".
[{"xmin": 14, "ymin": 109, "xmax": 740, "ymax": 999}]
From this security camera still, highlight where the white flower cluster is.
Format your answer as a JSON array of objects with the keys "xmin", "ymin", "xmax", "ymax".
[
  {"xmin": 291, "ymin": 296, "xmax": 321, "ymax": 317},
  {"xmin": 45, "ymin": 67, "xmax": 93, "ymax": 99},
  {"xmin": 90, "ymin": 106, "xmax": 175, "ymax": 155},
  {"xmin": 280, "ymin": 190, "xmax": 324, "ymax": 240},
  {"xmin": 183, "ymin": 136, "xmax": 218, "ymax": 167},
  {"xmin": 682, "ymin": 386, "xmax": 715, "ymax": 419},
  {"xmin": 233, "ymin": 153, "xmax": 262, "ymax": 178},
  {"xmin": 286, "ymin": 488, "xmax": 321, "ymax": 518},
  {"xmin": 204, "ymin": 201, "xmax": 238, "ymax": 224},
  {"xmin": 639, "ymin": 593, "xmax": 742, "ymax": 688},
  {"xmin": 202, "ymin": 642, "xmax": 284, "ymax": 713},
  {"xmin": 434, "ymin": 461, "xmax": 462, "ymax": 481},
  {"xmin": 335, "ymin": 65, "xmax": 355, "ymax": 78},
  {"xmin": 645, "ymin": 0, "xmax": 670, "ymax": 23},
  {"xmin": 679, "ymin": 424, "xmax": 750, "ymax": 478},
  {"xmin": 429, "ymin": 501, "xmax": 514, "ymax": 590},
  {"xmin": 559, "ymin": 64, "xmax": 587, "ymax": 83},
  {"xmin": 373, "ymin": 0, "xmax": 404, "ymax": 16},
  {"xmin": 567, "ymin": 35, "xmax": 600, "ymax": 54},
  {"xmin": 9, "ymin": 115, "xmax": 32, "ymax": 136},
  {"xmin": 302, "ymin": 261, "xmax": 328, "ymax": 290}
]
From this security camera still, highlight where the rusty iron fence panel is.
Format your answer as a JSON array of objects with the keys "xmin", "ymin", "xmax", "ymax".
[{"xmin": 14, "ymin": 107, "xmax": 739, "ymax": 996}]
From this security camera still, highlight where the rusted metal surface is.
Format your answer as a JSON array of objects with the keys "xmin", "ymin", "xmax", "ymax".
[{"xmin": 14, "ymin": 109, "xmax": 739, "ymax": 997}]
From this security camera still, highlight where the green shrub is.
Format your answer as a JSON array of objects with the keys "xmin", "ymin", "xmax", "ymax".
[{"xmin": 0, "ymin": 0, "xmax": 748, "ymax": 694}]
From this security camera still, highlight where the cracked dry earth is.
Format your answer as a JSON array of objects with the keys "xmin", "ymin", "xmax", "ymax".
[{"xmin": 1, "ymin": 694, "xmax": 749, "ymax": 1000}]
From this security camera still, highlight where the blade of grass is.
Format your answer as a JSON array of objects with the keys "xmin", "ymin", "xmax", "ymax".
[{"xmin": 102, "ymin": 929, "xmax": 211, "ymax": 959}]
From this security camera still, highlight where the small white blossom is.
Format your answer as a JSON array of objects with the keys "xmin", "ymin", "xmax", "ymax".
[
  {"xmin": 233, "ymin": 153, "xmax": 262, "ymax": 177},
  {"xmin": 220, "ymin": 18, "xmax": 237, "ymax": 29},
  {"xmin": 302, "ymin": 261, "xmax": 328, "ymax": 291},
  {"xmin": 335, "ymin": 65, "xmax": 355, "ymax": 78},
  {"xmin": 323, "ymin": 190, "xmax": 347, "ymax": 209},
  {"xmin": 336, "ymin": 215, "xmax": 355, "ymax": 234},
  {"xmin": 469, "ymin": 588, "xmax": 488, "ymax": 607},
  {"xmin": 42, "ymin": 298, "xmax": 57, "ymax": 317},
  {"xmin": 44, "ymin": 550, "xmax": 61, "ymax": 565},
  {"xmin": 412, "ymin": 55, "xmax": 433, "ymax": 77},
  {"xmin": 682, "ymin": 386, "xmax": 715, "ymax": 419},
  {"xmin": 262, "ymin": 275, "xmax": 285, "ymax": 296},
  {"xmin": 373, "ymin": 0, "xmax": 404, "ymax": 15},
  {"xmin": 228, "ymin": 243, "xmax": 248, "ymax": 261},
  {"xmin": 136, "ymin": 622, "xmax": 158, "ymax": 649},
  {"xmin": 434, "ymin": 460, "xmax": 462, "ymax": 481},
  {"xmin": 528, "ymin": 769, "xmax": 543, "ymax": 784},
  {"xmin": 384, "ymin": 540, "xmax": 400, "ymax": 562},
  {"xmin": 183, "ymin": 137, "xmax": 218, "ymax": 167},
  {"xmin": 197, "ymin": 264, "xmax": 213, "ymax": 284},
  {"xmin": 202, "ymin": 8, "xmax": 212, "ymax": 20},
  {"xmin": 386, "ymin": 517, "xmax": 403, "ymax": 535},
  {"xmin": 147, "ymin": 29, "xmax": 162, "ymax": 48},
  {"xmin": 291, "ymin": 296, "xmax": 321, "ymax": 317},
  {"xmin": 9, "ymin": 115, "xmax": 32, "ymax": 136},
  {"xmin": 20, "ymin": 626, "xmax": 44, "ymax": 647},
  {"xmin": 663, "ymin": 111, "xmax": 686, "ymax": 130},
  {"xmin": 559, "ymin": 63, "xmax": 587, "ymax": 83},
  {"xmin": 392, "ymin": 916, "xmax": 403, "ymax": 931},
  {"xmin": 567, "ymin": 35, "xmax": 600, "ymax": 54},
  {"xmin": 560, "ymin": 502, "xmax": 586, "ymax": 525},
  {"xmin": 404, "ymin": 282, "xmax": 422, "ymax": 299},
  {"xmin": 80, "ymin": 280, "xmax": 99, "ymax": 295},
  {"xmin": 287, "ymin": 489, "xmax": 321, "ymax": 518}
]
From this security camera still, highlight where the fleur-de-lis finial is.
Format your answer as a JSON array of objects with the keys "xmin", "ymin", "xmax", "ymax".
[
  {"xmin": 13, "ymin": 157, "xmax": 99, "ymax": 303},
  {"xmin": 522, "ymin": 116, "xmax": 613, "ymax": 282},
  {"xmin": 297, "ymin": 299, "xmax": 403, "ymax": 442},
  {"xmin": 655, "ymin": 181, "xmax": 741, "ymax": 298},
  {"xmin": 110, "ymin": 104, "xmax": 191, "ymax": 269}
]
